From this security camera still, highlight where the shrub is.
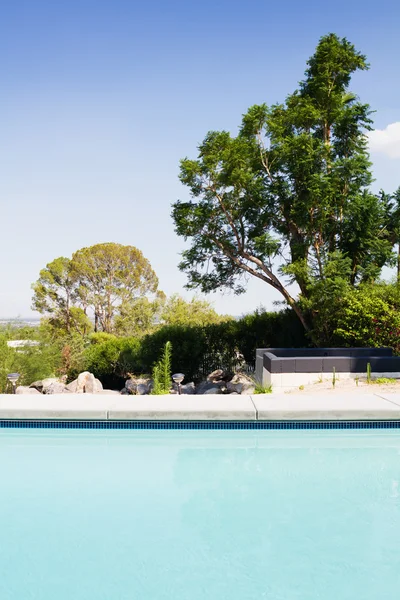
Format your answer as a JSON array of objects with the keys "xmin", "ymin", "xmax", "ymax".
[
  {"xmin": 82, "ymin": 337, "xmax": 141, "ymax": 389},
  {"xmin": 78, "ymin": 308, "xmax": 309, "ymax": 386},
  {"xmin": 89, "ymin": 332, "xmax": 118, "ymax": 345},
  {"xmin": 151, "ymin": 341, "xmax": 172, "ymax": 394},
  {"xmin": 0, "ymin": 335, "xmax": 18, "ymax": 392},
  {"xmin": 329, "ymin": 283, "xmax": 400, "ymax": 352},
  {"xmin": 139, "ymin": 325, "xmax": 207, "ymax": 381}
]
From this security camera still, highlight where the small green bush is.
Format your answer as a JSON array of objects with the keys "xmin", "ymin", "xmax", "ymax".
[
  {"xmin": 254, "ymin": 384, "xmax": 273, "ymax": 394},
  {"xmin": 151, "ymin": 341, "xmax": 172, "ymax": 395},
  {"xmin": 373, "ymin": 377, "xmax": 397, "ymax": 384}
]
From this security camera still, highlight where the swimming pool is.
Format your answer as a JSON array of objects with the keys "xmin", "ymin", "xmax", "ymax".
[{"xmin": 1, "ymin": 428, "xmax": 399, "ymax": 599}]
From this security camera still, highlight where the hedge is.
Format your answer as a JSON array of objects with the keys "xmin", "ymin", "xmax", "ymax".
[{"xmin": 79, "ymin": 309, "xmax": 308, "ymax": 388}]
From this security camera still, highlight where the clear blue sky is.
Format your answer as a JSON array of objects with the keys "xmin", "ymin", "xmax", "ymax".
[{"xmin": 1, "ymin": 0, "xmax": 399, "ymax": 318}]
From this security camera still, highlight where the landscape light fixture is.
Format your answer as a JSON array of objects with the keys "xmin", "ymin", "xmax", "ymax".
[
  {"xmin": 172, "ymin": 373, "xmax": 185, "ymax": 395},
  {"xmin": 7, "ymin": 373, "xmax": 20, "ymax": 394}
]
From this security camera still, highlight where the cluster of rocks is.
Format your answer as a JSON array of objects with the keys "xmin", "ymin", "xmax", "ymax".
[
  {"xmin": 16, "ymin": 372, "xmax": 117, "ymax": 395},
  {"xmin": 16, "ymin": 369, "xmax": 255, "ymax": 396},
  {"xmin": 123, "ymin": 369, "xmax": 255, "ymax": 395}
]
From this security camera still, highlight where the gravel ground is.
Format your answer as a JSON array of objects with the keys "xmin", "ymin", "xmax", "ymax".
[{"xmin": 285, "ymin": 376, "xmax": 400, "ymax": 394}]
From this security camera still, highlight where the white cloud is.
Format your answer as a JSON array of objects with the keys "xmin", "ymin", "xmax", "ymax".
[{"xmin": 368, "ymin": 122, "xmax": 400, "ymax": 159}]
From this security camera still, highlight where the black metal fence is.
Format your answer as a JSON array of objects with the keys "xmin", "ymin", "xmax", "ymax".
[{"xmin": 195, "ymin": 353, "xmax": 255, "ymax": 380}]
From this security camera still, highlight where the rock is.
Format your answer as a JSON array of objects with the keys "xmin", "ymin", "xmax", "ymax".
[
  {"xmin": 125, "ymin": 379, "xmax": 137, "ymax": 394},
  {"xmin": 120, "ymin": 387, "xmax": 129, "ymax": 395},
  {"xmin": 180, "ymin": 382, "xmax": 196, "ymax": 395},
  {"xmin": 66, "ymin": 380, "xmax": 78, "ymax": 393},
  {"xmin": 227, "ymin": 382, "xmax": 244, "ymax": 394},
  {"xmin": 16, "ymin": 386, "xmax": 41, "ymax": 395},
  {"xmin": 125, "ymin": 378, "xmax": 152, "ymax": 395},
  {"xmin": 29, "ymin": 380, "xmax": 44, "ymax": 392},
  {"xmin": 203, "ymin": 386, "xmax": 224, "ymax": 394},
  {"xmin": 196, "ymin": 380, "xmax": 226, "ymax": 394},
  {"xmin": 227, "ymin": 373, "xmax": 255, "ymax": 395},
  {"xmin": 43, "ymin": 382, "xmax": 68, "ymax": 394},
  {"xmin": 207, "ymin": 369, "xmax": 224, "ymax": 382},
  {"xmin": 75, "ymin": 372, "xmax": 103, "ymax": 393},
  {"xmin": 206, "ymin": 368, "xmax": 233, "ymax": 383},
  {"xmin": 35, "ymin": 377, "xmax": 60, "ymax": 393}
]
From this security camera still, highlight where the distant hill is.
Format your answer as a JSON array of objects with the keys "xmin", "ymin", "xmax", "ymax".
[{"xmin": 0, "ymin": 318, "xmax": 40, "ymax": 328}]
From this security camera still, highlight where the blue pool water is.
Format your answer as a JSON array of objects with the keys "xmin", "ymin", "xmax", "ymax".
[{"xmin": 1, "ymin": 429, "xmax": 400, "ymax": 599}]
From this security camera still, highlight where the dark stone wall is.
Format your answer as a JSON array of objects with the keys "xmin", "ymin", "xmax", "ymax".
[{"xmin": 258, "ymin": 348, "xmax": 400, "ymax": 374}]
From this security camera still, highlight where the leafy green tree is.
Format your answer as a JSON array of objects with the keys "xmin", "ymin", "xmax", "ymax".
[
  {"xmin": 308, "ymin": 282, "xmax": 400, "ymax": 351},
  {"xmin": 113, "ymin": 292, "xmax": 166, "ymax": 337},
  {"xmin": 160, "ymin": 294, "xmax": 230, "ymax": 327},
  {"xmin": 71, "ymin": 243, "xmax": 159, "ymax": 333},
  {"xmin": 386, "ymin": 187, "xmax": 400, "ymax": 279},
  {"xmin": 172, "ymin": 34, "xmax": 394, "ymax": 332},
  {"xmin": 32, "ymin": 257, "xmax": 79, "ymax": 334},
  {"xmin": 32, "ymin": 243, "xmax": 160, "ymax": 335}
]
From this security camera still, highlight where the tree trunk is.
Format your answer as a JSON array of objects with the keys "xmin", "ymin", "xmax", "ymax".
[
  {"xmin": 398, "ymin": 244, "xmax": 400, "ymax": 281},
  {"xmin": 286, "ymin": 297, "xmax": 311, "ymax": 334}
]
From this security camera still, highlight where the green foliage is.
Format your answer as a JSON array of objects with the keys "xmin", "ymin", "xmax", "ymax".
[
  {"xmin": 367, "ymin": 362, "xmax": 371, "ymax": 384},
  {"xmin": 151, "ymin": 341, "xmax": 172, "ymax": 395},
  {"xmin": 254, "ymin": 384, "xmax": 273, "ymax": 394},
  {"xmin": 332, "ymin": 367, "xmax": 336, "ymax": 389},
  {"xmin": 308, "ymin": 281, "xmax": 400, "ymax": 350},
  {"xmin": 160, "ymin": 294, "xmax": 231, "ymax": 327},
  {"xmin": 0, "ymin": 327, "xmax": 68, "ymax": 391},
  {"xmin": 89, "ymin": 332, "xmax": 118, "ymax": 345},
  {"xmin": 373, "ymin": 377, "xmax": 396, "ymax": 384},
  {"xmin": 139, "ymin": 325, "xmax": 204, "ymax": 381},
  {"xmin": 75, "ymin": 308, "xmax": 305, "ymax": 387},
  {"xmin": 139, "ymin": 308, "xmax": 306, "ymax": 382},
  {"xmin": 82, "ymin": 337, "xmax": 141, "ymax": 389},
  {"xmin": 32, "ymin": 243, "xmax": 160, "ymax": 335},
  {"xmin": 13, "ymin": 343, "xmax": 61, "ymax": 386},
  {"xmin": 114, "ymin": 296, "xmax": 163, "ymax": 337},
  {"xmin": 0, "ymin": 323, "xmax": 40, "ymax": 340},
  {"xmin": 151, "ymin": 364, "xmax": 163, "ymax": 395},
  {"xmin": 172, "ymin": 33, "xmax": 396, "ymax": 332},
  {"xmin": 0, "ymin": 335, "xmax": 18, "ymax": 393}
]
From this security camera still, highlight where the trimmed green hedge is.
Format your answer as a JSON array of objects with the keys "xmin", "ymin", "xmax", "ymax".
[{"xmin": 79, "ymin": 309, "xmax": 307, "ymax": 388}]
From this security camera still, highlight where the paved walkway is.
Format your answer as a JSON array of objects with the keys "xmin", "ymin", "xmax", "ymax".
[{"xmin": 1, "ymin": 392, "xmax": 400, "ymax": 420}]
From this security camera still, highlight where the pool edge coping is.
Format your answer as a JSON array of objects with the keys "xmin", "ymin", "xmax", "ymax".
[{"xmin": 1, "ymin": 392, "xmax": 400, "ymax": 421}]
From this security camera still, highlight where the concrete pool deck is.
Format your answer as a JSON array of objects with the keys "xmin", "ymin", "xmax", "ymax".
[{"xmin": 2, "ymin": 392, "xmax": 400, "ymax": 421}]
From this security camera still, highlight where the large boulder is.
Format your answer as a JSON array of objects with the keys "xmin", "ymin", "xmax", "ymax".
[
  {"xmin": 227, "ymin": 373, "xmax": 255, "ymax": 395},
  {"xmin": 43, "ymin": 382, "xmax": 68, "ymax": 394},
  {"xmin": 16, "ymin": 386, "xmax": 41, "ymax": 395},
  {"xmin": 125, "ymin": 378, "xmax": 152, "ymax": 395},
  {"xmin": 196, "ymin": 380, "xmax": 226, "ymax": 394},
  {"xmin": 206, "ymin": 369, "xmax": 232, "ymax": 383},
  {"xmin": 65, "ymin": 380, "xmax": 78, "ymax": 393},
  {"xmin": 67, "ymin": 372, "xmax": 103, "ymax": 393},
  {"xmin": 29, "ymin": 380, "xmax": 45, "ymax": 392},
  {"xmin": 30, "ymin": 378, "xmax": 60, "ymax": 393}
]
